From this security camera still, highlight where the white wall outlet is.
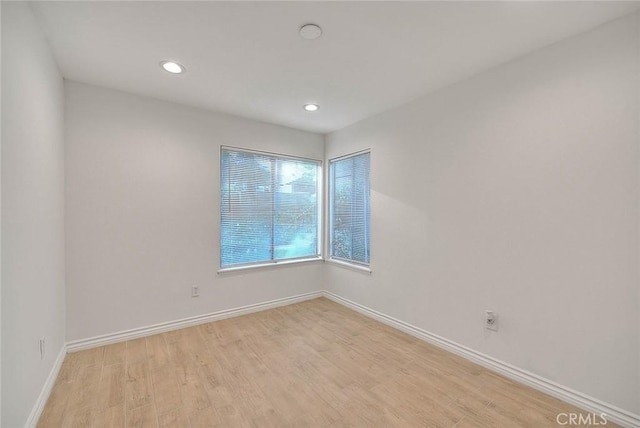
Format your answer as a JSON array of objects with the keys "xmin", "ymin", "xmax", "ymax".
[
  {"xmin": 192, "ymin": 285, "xmax": 199, "ymax": 298},
  {"xmin": 485, "ymin": 311, "xmax": 498, "ymax": 331},
  {"xmin": 39, "ymin": 337, "xmax": 46, "ymax": 359}
]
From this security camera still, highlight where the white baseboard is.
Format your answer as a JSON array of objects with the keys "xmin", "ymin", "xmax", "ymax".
[
  {"xmin": 323, "ymin": 291, "xmax": 640, "ymax": 428},
  {"xmin": 66, "ymin": 291, "xmax": 323, "ymax": 353},
  {"xmin": 25, "ymin": 344, "xmax": 66, "ymax": 428}
]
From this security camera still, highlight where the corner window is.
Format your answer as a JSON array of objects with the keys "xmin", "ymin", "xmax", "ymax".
[
  {"xmin": 329, "ymin": 151, "xmax": 370, "ymax": 266},
  {"xmin": 220, "ymin": 147, "xmax": 321, "ymax": 269}
]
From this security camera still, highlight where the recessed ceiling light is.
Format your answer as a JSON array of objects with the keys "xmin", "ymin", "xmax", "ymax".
[
  {"xmin": 303, "ymin": 103, "xmax": 319, "ymax": 112},
  {"xmin": 160, "ymin": 60, "xmax": 185, "ymax": 74},
  {"xmin": 299, "ymin": 24, "xmax": 322, "ymax": 40}
]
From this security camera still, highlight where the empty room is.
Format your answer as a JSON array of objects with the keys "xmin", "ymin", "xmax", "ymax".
[{"xmin": 2, "ymin": 1, "xmax": 640, "ymax": 427}]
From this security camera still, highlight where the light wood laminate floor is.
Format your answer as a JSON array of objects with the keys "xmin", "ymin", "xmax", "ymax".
[{"xmin": 38, "ymin": 297, "xmax": 607, "ymax": 427}]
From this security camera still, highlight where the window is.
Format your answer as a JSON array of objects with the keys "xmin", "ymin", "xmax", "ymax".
[
  {"xmin": 220, "ymin": 147, "xmax": 321, "ymax": 269},
  {"xmin": 329, "ymin": 151, "xmax": 370, "ymax": 266}
]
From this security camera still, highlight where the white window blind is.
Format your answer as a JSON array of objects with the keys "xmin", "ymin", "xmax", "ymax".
[
  {"xmin": 220, "ymin": 147, "xmax": 321, "ymax": 268},
  {"xmin": 329, "ymin": 151, "xmax": 370, "ymax": 265}
]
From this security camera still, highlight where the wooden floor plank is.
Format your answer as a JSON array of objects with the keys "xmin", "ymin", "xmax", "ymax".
[
  {"xmin": 103, "ymin": 342, "xmax": 126, "ymax": 366},
  {"xmin": 125, "ymin": 338, "xmax": 148, "ymax": 364},
  {"xmin": 125, "ymin": 361, "xmax": 154, "ymax": 411},
  {"xmin": 151, "ymin": 365, "xmax": 183, "ymax": 414},
  {"xmin": 126, "ymin": 404, "xmax": 157, "ymax": 428},
  {"xmin": 157, "ymin": 406, "xmax": 190, "ymax": 428},
  {"xmin": 98, "ymin": 363, "xmax": 125, "ymax": 409},
  {"xmin": 146, "ymin": 334, "xmax": 171, "ymax": 371},
  {"xmin": 93, "ymin": 404, "xmax": 125, "ymax": 428}
]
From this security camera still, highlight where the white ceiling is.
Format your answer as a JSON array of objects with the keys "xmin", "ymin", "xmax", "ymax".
[{"xmin": 31, "ymin": 1, "xmax": 640, "ymax": 134}]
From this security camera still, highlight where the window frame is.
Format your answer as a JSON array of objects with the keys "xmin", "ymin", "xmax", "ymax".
[
  {"xmin": 328, "ymin": 149, "xmax": 371, "ymax": 270},
  {"xmin": 219, "ymin": 145, "xmax": 323, "ymax": 272}
]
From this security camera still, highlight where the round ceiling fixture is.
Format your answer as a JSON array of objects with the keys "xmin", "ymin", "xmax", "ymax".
[
  {"xmin": 299, "ymin": 24, "xmax": 322, "ymax": 40},
  {"xmin": 303, "ymin": 103, "xmax": 319, "ymax": 112},
  {"xmin": 160, "ymin": 60, "xmax": 186, "ymax": 74}
]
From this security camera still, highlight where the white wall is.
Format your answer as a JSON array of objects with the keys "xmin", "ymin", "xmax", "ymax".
[
  {"xmin": 1, "ymin": 3, "xmax": 66, "ymax": 427},
  {"xmin": 326, "ymin": 13, "xmax": 640, "ymax": 414},
  {"xmin": 65, "ymin": 81, "xmax": 325, "ymax": 341},
  {"xmin": 1, "ymin": 3, "xmax": 4, "ymax": 424}
]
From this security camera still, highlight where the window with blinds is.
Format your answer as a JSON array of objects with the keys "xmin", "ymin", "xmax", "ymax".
[
  {"xmin": 329, "ymin": 151, "xmax": 370, "ymax": 266},
  {"xmin": 220, "ymin": 147, "xmax": 321, "ymax": 268}
]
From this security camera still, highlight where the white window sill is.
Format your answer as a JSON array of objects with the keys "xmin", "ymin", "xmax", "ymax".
[
  {"xmin": 218, "ymin": 256, "xmax": 323, "ymax": 274},
  {"xmin": 326, "ymin": 258, "xmax": 372, "ymax": 274}
]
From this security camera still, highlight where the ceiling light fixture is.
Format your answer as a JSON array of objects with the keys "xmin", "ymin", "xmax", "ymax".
[
  {"xmin": 303, "ymin": 103, "xmax": 319, "ymax": 112},
  {"xmin": 160, "ymin": 60, "xmax": 186, "ymax": 74},
  {"xmin": 299, "ymin": 24, "xmax": 322, "ymax": 40}
]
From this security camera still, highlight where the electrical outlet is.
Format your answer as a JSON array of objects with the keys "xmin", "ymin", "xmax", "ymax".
[
  {"xmin": 192, "ymin": 285, "xmax": 199, "ymax": 298},
  {"xmin": 39, "ymin": 337, "xmax": 46, "ymax": 359},
  {"xmin": 485, "ymin": 311, "xmax": 498, "ymax": 331}
]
